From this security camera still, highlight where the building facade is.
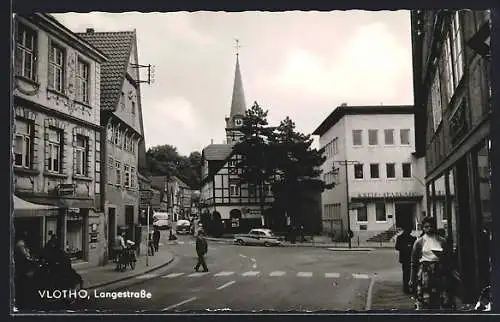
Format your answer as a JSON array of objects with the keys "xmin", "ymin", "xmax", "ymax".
[
  {"xmin": 12, "ymin": 14, "xmax": 108, "ymax": 266},
  {"xmin": 78, "ymin": 29, "xmax": 146, "ymax": 260},
  {"xmin": 313, "ymin": 105, "xmax": 426, "ymax": 242},
  {"xmin": 411, "ymin": 9, "xmax": 491, "ymax": 303},
  {"xmin": 200, "ymin": 54, "xmax": 273, "ymax": 233}
]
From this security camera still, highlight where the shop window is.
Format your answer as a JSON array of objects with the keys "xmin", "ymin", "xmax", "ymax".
[
  {"xmin": 66, "ymin": 212, "xmax": 84, "ymax": 260},
  {"xmin": 375, "ymin": 203, "xmax": 386, "ymax": 222},
  {"xmin": 354, "ymin": 164, "xmax": 364, "ymax": 179}
]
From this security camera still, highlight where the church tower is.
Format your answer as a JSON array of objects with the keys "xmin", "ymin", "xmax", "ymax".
[{"xmin": 225, "ymin": 40, "xmax": 247, "ymax": 145}]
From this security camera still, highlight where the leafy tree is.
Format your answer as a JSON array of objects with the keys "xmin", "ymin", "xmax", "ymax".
[
  {"xmin": 233, "ymin": 102, "xmax": 276, "ymax": 219},
  {"xmin": 270, "ymin": 116, "xmax": 327, "ymax": 228}
]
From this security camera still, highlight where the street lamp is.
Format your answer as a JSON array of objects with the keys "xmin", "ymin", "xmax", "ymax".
[{"xmin": 335, "ymin": 160, "xmax": 359, "ymax": 249}]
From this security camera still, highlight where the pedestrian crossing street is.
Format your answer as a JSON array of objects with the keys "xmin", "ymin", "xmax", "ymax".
[{"xmin": 135, "ymin": 271, "xmax": 371, "ymax": 280}]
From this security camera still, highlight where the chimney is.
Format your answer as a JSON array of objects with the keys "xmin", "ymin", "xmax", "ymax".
[{"xmin": 86, "ymin": 28, "xmax": 95, "ymax": 34}]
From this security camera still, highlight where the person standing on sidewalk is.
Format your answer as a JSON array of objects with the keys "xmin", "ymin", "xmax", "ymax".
[
  {"xmin": 409, "ymin": 217, "xmax": 451, "ymax": 310},
  {"xmin": 153, "ymin": 226, "xmax": 161, "ymax": 252},
  {"xmin": 395, "ymin": 227, "xmax": 416, "ymax": 294},
  {"xmin": 194, "ymin": 230, "xmax": 208, "ymax": 272}
]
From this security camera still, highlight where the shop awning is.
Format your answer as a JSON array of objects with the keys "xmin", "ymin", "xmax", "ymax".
[{"xmin": 13, "ymin": 195, "xmax": 60, "ymax": 217}]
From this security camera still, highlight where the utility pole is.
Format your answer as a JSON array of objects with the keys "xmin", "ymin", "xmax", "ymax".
[{"xmin": 335, "ymin": 160, "xmax": 359, "ymax": 249}]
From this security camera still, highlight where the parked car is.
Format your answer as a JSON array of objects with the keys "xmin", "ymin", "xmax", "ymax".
[
  {"xmin": 234, "ymin": 228, "xmax": 281, "ymax": 247},
  {"xmin": 175, "ymin": 220, "xmax": 191, "ymax": 234},
  {"xmin": 152, "ymin": 213, "xmax": 171, "ymax": 230}
]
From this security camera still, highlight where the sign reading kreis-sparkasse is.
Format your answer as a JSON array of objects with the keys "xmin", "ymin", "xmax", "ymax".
[{"xmin": 355, "ymin": 191, "xmax": 423, "ymax": 198}]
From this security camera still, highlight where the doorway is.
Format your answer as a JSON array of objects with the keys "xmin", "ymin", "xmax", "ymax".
[
  {"xmin": 107, "ymin": 208, "xmax": 116, "ymax": 260},
  {"xmin": 125, "ymin": 205, "xmax": 135, "ymax": 240},
  {"xmin": 395, "ymin": 203, "xmax": 415, "ymax": 231}
]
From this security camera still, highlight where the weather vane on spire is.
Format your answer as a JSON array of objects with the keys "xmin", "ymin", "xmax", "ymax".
[{"xmin": 234, "ymin": 38, "xmax": 242, "ymax": 56}]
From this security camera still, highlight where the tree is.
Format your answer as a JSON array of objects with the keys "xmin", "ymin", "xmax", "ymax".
[
  {"xmin": 233, "ymin": 102, "xmax": 276, "ymax": 220},
  {"xmin": 270, "ymin": 116, "xmax": 327, "ymax": 228}
]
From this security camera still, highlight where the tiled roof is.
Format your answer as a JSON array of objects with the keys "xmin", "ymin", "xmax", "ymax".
[
  {"xmin": 203, "ymin": 144, "xmax": 234, "ymax": 161},
  {"xmin": 76, "ymin": 31, "xmax": 135, "ymax": 111}
]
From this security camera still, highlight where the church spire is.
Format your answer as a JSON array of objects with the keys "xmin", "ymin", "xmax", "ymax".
[{"xmin": 230, "ymin": 39, "xmax": 246, "ymax": 118}]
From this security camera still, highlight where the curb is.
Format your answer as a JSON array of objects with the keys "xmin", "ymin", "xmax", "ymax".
[
  {"xmin": 205, "ymin": 238, "xmax": 381, "ymax": 250},
  {"xmin": 84, "ymin": 255, "xmax": 176, "ymax": 291}
]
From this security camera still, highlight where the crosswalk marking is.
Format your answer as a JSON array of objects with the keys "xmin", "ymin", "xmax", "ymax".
[
  {"xmin": 136, "ymin": 273, "xmax": 158, "ymax": 279},
  {"xmin": 242, "ymin": 271, "xmax": 260, "ymax": 277},
  {"xmin": 325, "ymin": 273, "xmax": 340, "ymax": 278},
  {"xmin": 269, "ymin": 271, "xmax": 286, "ymax": 277},
  {"xmin": 352, "ymin": 273, "xmax": 370, "ymax": 279},
  {"xmin": 162, "ymin": 273, "xmax": 185, "ymax": 278},
  {"xmin": 214, "ymin": 271, "xmax": 235, "ymax": 277},
  {"xmin": 297, "ymin": 272, "xmax": 313, "ymax": 277},
  {"xmin": 188, "ymin": 272, "xmax": 210, "ymax": 277}
]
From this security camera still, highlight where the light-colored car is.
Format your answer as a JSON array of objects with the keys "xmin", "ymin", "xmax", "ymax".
[
  {"xmin": 234, "ymin": 228, "xmax": 281, "ymax": 247},
  {"xmin": 152, "ymin": 213, "xmax": 171, "ymax": 230},
  {"xmin": 175, "ymin": 219, "xmax": 191, "ymax": 234}
]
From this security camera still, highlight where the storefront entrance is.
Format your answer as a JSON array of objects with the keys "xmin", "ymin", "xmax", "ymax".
[
  {"xmin": 108, "ymin": 208, "xmax": 116, "ymax": 260},
  {"xmin": 395, "ymin": 203, "xmax": 415, "ymax": 231}
]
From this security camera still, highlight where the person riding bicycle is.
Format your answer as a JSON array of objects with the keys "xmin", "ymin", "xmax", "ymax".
[{"xmin": 114, "ymin": 232, "xmax": 126, "ymax": 270}]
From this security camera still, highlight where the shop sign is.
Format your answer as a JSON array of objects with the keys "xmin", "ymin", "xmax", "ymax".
[
  {"xmin": 57, "ymin": 184, "xmax": 76, "ymax": 196},
  {"xmin": 89, "ymin": 232, "xmax": 98, "ymax": 243},
  {"xmin": 356, "ymin": 191, "xmax": 422, "ymax": 198}
]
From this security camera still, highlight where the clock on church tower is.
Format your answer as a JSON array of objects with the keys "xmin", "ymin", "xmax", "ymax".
[{"xmin": 234, "ymin": 117, "xmax": 243, "ymax": 127}]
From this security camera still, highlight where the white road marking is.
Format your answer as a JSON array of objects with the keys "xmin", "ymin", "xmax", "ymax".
[
  {"xmin": 162, "ymin": 273, "xmax": 185, "ymax": 278},
  {"xmin": 177, "ymin": 241, "xmax": 185, "ymax": 244},
  {"xmin": 250, "ymin": 258, "xmax": 256, "ymax": 262},
  {"xmin": 325, "ymin": 273, "xmax": 340, "ymax": 278},
  {"xmin": 216, "ymin": 280, "xmax": 236, "ymax": 290},
  {"xmin": 352, "ymin": 273, "xmax": 370, "ymax": 279},
  {"xmin": 297, "ymin": 272, "xmax": 313, "ymax": 277},
  {"xmin": 162, "ymin": 297, "xmax": 197, "ymax": 311},
  {"xmin": 365, "ymin": 276, "xmax": 376, "ymax": 310},
  {"xmin": 239, "ymin": 254, "xmax": 248, "ymax": 258},
  {"xmin": 269, "ymin": 271, "xmax": 286, "ymax": 277},
  {"xmin": 188, "ymin": 272, "xmax": 210, "ymax": 277},
  {"xmin": 242, "ymin": 271, "xmax": 260, "ymax": 276},
  {"xmin": 214, "ymin": 271, "xmax": 235, "ymax": 277},
  {"xmin": 136, "ymin": 273, "xmax": 158, "ymax": 279},
  {"xmin": 252, "ymin": 263, "xmax": 257, "ymax": 269}
]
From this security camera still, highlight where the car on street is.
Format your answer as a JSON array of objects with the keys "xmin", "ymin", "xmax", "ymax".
[
  {"xmin": 152, "ymin": 213, "xmax": 171, "ymax": 230},
  {"xmin": 234, "ymin": 228, "xmax": 281, "ymax": 247},
  {"xmin": 175, "ymin": 219, "xmax": 191, "ymax": 234}
]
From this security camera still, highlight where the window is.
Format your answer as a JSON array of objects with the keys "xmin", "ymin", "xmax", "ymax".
[
  {"xmin": 107, "ymin": 156, "xmax": 114, "ymax": 184},
  {"xmin": 352, "ymin": 130, "xmax": 362, "ymax": 146},
  {"xmin": 76, "ymin": 60, "xmax": 89, "ymax": 103},
  {"xmin": 115, "ymin": 161, "xmax": 121, "ymax": 185},
  {"xmin": 14, "ymin": 119, "xmax": 32, "ymax": 168},
  {"xmin": 386, "ymin": 163, "xmax": 396, "ymax": 178},
  {"xmin": 400, "ymin": 129, "xmax": 410, "ymax": 145},
  {"xmin": 15, "ymin": 23, "xmax": 37, "ymax": 81},
  {"xmin": 234, "ymin": 118, "xmax": 243, "ymax": 127},
  {"xmin": 74, "ymin": 135, "xmax": 88, "ymax": 176},
  {"xmin": 123, "ymin": 135, "xmax": 129, "ymax": 151},
  {"xmin": 431, "ymin": 69, "xmax": 442, "ymax": 130},
  {"xmin": 132, "ymin": 101, "xmax": 136, "ymax": 114},
  {"xmin": 230, "ymin": 184, "xmax": 240, "ymax": 196},
  {"xmin": 354, "ymin": 164, "xmax": 364, "ymax": 179},
  {"xmin": 444, "ymin": 37, "xmax": 454, "ymax": 100},
  {"xmin": 124, "ymin": 164, "xmax": 130, "ymax": 188},
  {"xmin": 370, "ymin": 164, "xmax": 379, "ymax": 178},
  {"xmin": 47, "ymin": 127, "xmax": 62, "ymax": 172},
  {"xmin": 49, "ymin": 43, "xmax": 65, "ymax": 93},
  {"xmin": 384, "ymin": 129, "xmax": 394, "ymax": 145},
  {"xmin": 114, "ymin": 127, "xmax": 120, "ymax": 145},
  {"xmin": 131, "ymin": 167, "xmax": 136, "ymax": 188},
  {"xmin": 248, "ymin": 184, "xmax": 256, "ymax": 197},
  {"xmin": 368, "ymin": 129, "xmax": 378, "ymax": 145},
  {"xmin": 402, "ymin": 163, "xmax": 412, "ymax": 178},
  {"xmin": 357, "ymin": 205, "xmax": 368, "ymax": 222},
  {"xmin": 375, "ymin": 203, "xmax": 387, "ymax": 222},
  {"xmin": 107, "ymin": 124, "xmax": 113, "ymax": 143},
  {"xmin": 451, "ymin": 11, "xmax": 464, "ymax": 89}
]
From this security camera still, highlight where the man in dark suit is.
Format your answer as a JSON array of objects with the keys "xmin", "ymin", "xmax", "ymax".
[
  {"xmin": 194, "ymin": 230, "xmax": 208, "ymax": 272},
  {"xmin": 395, "ymin": 227, "xmax": 417, "ymax": 294}
]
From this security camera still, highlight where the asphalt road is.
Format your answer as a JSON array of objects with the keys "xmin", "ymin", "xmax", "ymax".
[{"xmin": 81, "ymin": 235, "xmax": 401, "ymax": 312}]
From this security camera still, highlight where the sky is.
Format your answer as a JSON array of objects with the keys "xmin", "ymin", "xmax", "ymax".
[{"xmin": 53, "ymin": 11, "xmax": 414, "ymax": 157}]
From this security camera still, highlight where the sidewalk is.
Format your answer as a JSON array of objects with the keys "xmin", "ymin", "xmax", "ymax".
[{"xmin": 74, "ymin": 243, "xmax": 174, "ymax": 290}]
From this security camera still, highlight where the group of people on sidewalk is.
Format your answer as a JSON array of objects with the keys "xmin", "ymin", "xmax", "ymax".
[{"xmin": 395, "ymin": 217, "xmax": 454, "ymax": 310}]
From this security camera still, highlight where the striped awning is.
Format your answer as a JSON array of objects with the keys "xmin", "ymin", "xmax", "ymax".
[{"xmin": 13, "ymin": 195, "xmax": 60, "ymax": 217}]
